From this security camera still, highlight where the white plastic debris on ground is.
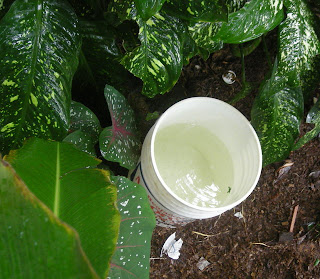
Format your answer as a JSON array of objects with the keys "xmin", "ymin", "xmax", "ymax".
[
  {"xmin": 197, "ymin": 257, "xmax": 211, "ymax": 271},
  {"xmin": 234, "ymin": 211, "xmax": 243, "ymax": 219},
  {"xmin": 160, "ymin": 232, "xmax": 183, "ymax": 260}
]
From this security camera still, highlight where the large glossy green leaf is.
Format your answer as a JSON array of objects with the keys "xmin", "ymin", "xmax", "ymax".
[
  {"xmin": 277, "ymin": 0, "xmax": 320, "ymax": 97},
  {"xmin": 164, "ymin": 0, "xmax": 228, "ymax": 23},
  {"xmin": 99, "ymin": 85, "xmax": 140, "ymax": 169},
  {"xmin": 121, "ymin": 12, "xmax": 187, "ymax": 97},
  {"xmin": 188, "ymin": 22, "xmax": 223, "ymax": 53},
  {"xmin": 76, "ymin": 20, "xmax": 129, "ymax": 92},
  {"xmin": 0, "ymin": 0, "xmax": 81, "ymax": 155},
  {"xmin": 214, "ymin": 0, "xmax": 284, "ymax": 43},
  {"xmin": 251, "ymin": 62, "xmax": 304, "ymax": 166},
  {"xmin": 5, "ymin": 138, "xmax": 120, "ymax": 278},
  {"xmin": 294, "ymin": 100, "xmax": 320, "ymax": 150},
  {"xmin": 108, "ymin": 176, "xmax": 156, "ymax": 278},
  {"xmin": 134, "ymin": 0, "xmax": 166, "ymax": 21},
  {"xmin": 226, "ymin": 0, "xmax": 250, "ymax": 13},
  {"xmin": 0, "ymin": 159, "xmax": 99, "ymax": 279}
]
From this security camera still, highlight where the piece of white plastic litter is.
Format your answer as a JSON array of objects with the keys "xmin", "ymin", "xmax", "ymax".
[
  {"xmin": 160, "ymin": 232, "xmax": 183, "ymax": 260},
  {"xmin": 197, "ymin": 257, "xmax": 211, "ymax": 271},
  {"xmin": 234, "ymin": 211, "xmax": 243, "ymax": 219}
]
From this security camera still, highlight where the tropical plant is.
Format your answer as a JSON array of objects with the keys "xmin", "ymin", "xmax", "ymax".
[{"xmin": 1, "ymin": 0, "xmax": 320, "ymax": 278}]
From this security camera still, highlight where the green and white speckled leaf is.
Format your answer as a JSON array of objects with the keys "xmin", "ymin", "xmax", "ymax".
[
  {"xmin": 5, "ymin": 138, "xmax": 120, "ymax": 278},
  {"xmin": 108, "ymin": 176, "xmax": 156, "ymax": 279},
  {"xmin": 76, "ymin": 20, "xmax": 129, "ymax": 92},
  {"xmin": 277, "ymin": 0, "xmax": 320, "ymax": 98},
  {"xmin": 99, "ymin": 85, "xmax": 140, "ymax": 169},
  {"xmin": 226, "ymin": 0, "xmax": 250, "ymax": 13},
  {"xmin": 0, "ymin": 159, "xmax": 99, "ymax": 279},
  {"xmin": 0, "ymin": 0, "xmax": 81, "ymax": 154},
  {"xmin": 121, "ymin": 12, "xmax": 187, "ymax": 97},
  {"xmin": 214, "ymin": 0, "xmax": 284, "ymax": 44},
  {"xmin": 188, "ymin": 22, "xmax": 223, "ymax": 53},
  {"xmin": 63, "ymin": 130, "xmax": 96, "ymax": 156},
  {"xmin": 294, "ymin": 100, "xmax": 320, "ymax": 150},
  {"xmin": 134, "ymin": 0, "xmax": 166, "ymax": 21},
  {"xmin": 164, "ymin": 0, "xmax": 228, "ymax": 23},
  {"xmin": 109, "ymin": 0, "xmax": 135, "ymax": 21},
  {"xmin": 251, "ymin": 62, "xmax": 304, "ymax": 166},
  {"xmin": 70, "ymin": 101, "xmax": 101, "ymax": 143}
]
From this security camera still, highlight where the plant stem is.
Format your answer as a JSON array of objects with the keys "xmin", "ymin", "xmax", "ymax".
[{"xmin": 240, "ymin": 45, "xmax": 246, "ymax": 83}]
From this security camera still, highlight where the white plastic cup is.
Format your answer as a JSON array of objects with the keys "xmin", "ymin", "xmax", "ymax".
[{"xmin": 130, "ymin": 97, "xmax": 262, "ymax": 228}]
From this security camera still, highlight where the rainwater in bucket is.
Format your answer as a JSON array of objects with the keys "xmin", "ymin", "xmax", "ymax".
[{"xmin": 130, "ymin": 97, "xmax": 262, "ymax": 228}]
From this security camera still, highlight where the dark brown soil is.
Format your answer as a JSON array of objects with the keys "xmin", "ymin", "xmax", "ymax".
[{"xmin": 129, "ymin": 34, "xmax": 320, "ymax": 278}]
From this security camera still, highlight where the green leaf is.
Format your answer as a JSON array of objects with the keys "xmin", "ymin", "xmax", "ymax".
[
  {"xmin": 76, "ymin": 19, "xmax": 129, "ymax": 92},
  {"xmin": 226, "ymin": 0, "xmax": 250, "ymax": 13},
  {"xmin": 0, "ymin": 159, "xmax": 99, "ymax": 279},
  {"xmin": 121, "ymin": 12, "xmax": 187, "ymax": 97},
  {"xmin": 187, "ymin": 22, "xmax": 223, "ymax": 53},
  {"xmin": 214, "ymin": 0, "xmax": 284, "ymax": 44},
  {"xmin": 251, "ymin": 62, "xmax": 304, "ymax": 166},
  {"xmin": 229, "ymin": 82, "xmax": 254, "ymax": 105},
  {"xmin": 63, "ymin": 130, "xmax": 96, "ymax": 155},
  {"xmin": 108, "ymin": 176, "xmax": 156, "ymax": 278},
  {"xmin": 65, "ymin": 100, "xmax": 102, "ymax": 155},
  {"xmin": 5, "ymin": 138, "xmax": 120, "ymax": 278},
  {"xmin": 0, "ymin": 0, "xmax": 81, "ymax": 155},
  {"xmin": 134, "ymin": 0, "xmax": 166, "ymax": 20},
  {"xmin": 164, "ymin": 0, "xmax": 228, "ymax": 23},
  {"xmin": 99, "ymin": 85, "xmax": 141, "ymax": 169},
  {"xmin": 109, "ymin": 0, "xmax": 135, "ymax": 22},
  {"xmin": 70, "ymin": 101, "xmax": 102, "ymax": 143},
  {"xmin": 294, "ymin": 100, "xmax": 320, "ymax": 150},
  {"xmin": 0, "ymin": 0, "xmax": 14, "ymax": 20},
  {"xmin": 277, "ymin": 0, "xmax": 320, "ymax": 98}
]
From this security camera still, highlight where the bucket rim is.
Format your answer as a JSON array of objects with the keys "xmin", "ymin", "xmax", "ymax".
[{"xmin": 150, "ymin": 97, "xmax": 262, "ymax": 212}]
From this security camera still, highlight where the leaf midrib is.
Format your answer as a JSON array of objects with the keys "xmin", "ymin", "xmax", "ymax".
[{"xmin": 14, "ymin": 0, "xmax": 44, "ymax": 146}]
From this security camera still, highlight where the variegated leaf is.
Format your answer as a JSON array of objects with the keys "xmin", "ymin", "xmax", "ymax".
[
  {"xmin": 109, "ymin": 0, "xmax": 135, "ymax": 21},
  {"xmin": 70, "ymin": 101, "xmax": 101, "ymax": 142},
  {"xmin": 134, "ymin": 0, "xmax": 166, "ymax": 20},
  {"xmin": 214, "ymin": 0, "xmax": 284, "ymax": 44},
  {"xmin": 164, "ymin": 0, "xmax": 228, "ymax": 23},
  {"xmin": 99, "ymin": 85, "xmax": 140, "ymax": 169},
  {"xmin": 251, "ymin": 62, "xmax": 304, "ymax": 166},
  {"xmin": 63, "ymin": 130, "xmax": 96, "ymax": 156},
  {"xmin": 0, "ymin": 0, "xmax": 81, "ymax": 154},
  {"xmin": 277, "ymin": 0, "xmax": 320, "ymax": 97},
  {"xmin": 188, "ymin": 22, "xmax": 223, "ymax": 53},
  {"xmin": 76, "ymin": 20, "xmax": 129, "ymax": 93},
  {"xmin": 226, "ymin": 0, "xmax": 250, "ymax": 13},
  {"xmin": 108, "ymin": 176, "xmax": 156, "ymax": 279},
  {"xmin": 121, "ymin": 12, "xmax": 187, "ymax": 97}
]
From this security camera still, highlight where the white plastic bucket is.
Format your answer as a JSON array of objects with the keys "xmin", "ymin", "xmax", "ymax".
[{"xmin": 130, "ymin": 97, "xmax": 262, "ymax": 228}]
